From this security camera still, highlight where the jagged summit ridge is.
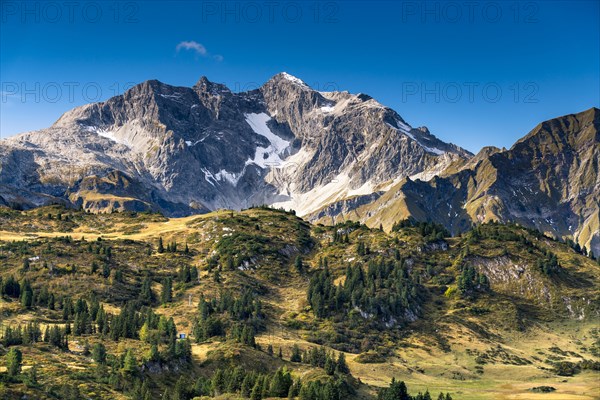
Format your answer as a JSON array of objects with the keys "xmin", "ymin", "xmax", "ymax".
[
  {"xmin": 0, "ymin": 74, "xmax": 597, "ymax": 253},
  {"xmin": 0, "ymin": 72, "xmax": 467, "ymax": 214}
]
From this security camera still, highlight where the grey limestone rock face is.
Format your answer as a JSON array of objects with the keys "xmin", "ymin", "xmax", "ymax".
[{"xmin": 0, "ymin": 72, "xmax": 469, "ymax": 218}]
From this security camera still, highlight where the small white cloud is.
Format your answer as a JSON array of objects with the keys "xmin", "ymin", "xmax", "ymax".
[
  {"xmin": 176, "ymin": 41, "xmax": 207, "ymax": 56},
  {"xmin": 175, "ymin": 41, "xmax": 223, "ymax": 62}
]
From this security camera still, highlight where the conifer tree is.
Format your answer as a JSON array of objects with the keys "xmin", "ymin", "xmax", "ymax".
[
  {"xmin": 6, "ymin": 347, "xmax": 22, "ymax": 376},
  {"xmin": 161, "ymin": 277, "xmax": 173, "ymax": 304}
]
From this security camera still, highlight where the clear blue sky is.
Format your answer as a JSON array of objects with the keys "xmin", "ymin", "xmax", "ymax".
[{"xmin": 1, "ymin": 0, "xmax": 598, "ymax": 153}]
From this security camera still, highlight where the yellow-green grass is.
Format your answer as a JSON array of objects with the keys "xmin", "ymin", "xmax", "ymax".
[{"xmin": 1, "ymin": 207, "xmax": 599, "ymax": 399}]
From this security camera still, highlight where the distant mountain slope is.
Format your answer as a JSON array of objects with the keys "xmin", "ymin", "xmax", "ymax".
[{"xmin": 315, "ymin": 108, "xmax": 599, "ymax": 255}]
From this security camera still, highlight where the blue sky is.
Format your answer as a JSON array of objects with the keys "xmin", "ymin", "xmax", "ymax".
[{"xmin": 1, "ymin": 0, "xmax": 598, "ymax": 153}]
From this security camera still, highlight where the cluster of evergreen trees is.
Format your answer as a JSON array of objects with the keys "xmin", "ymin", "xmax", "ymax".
[
  {"xmin": 157, "ymin": 237, "xmax": 188, "ymax": 254},
  {"xmin": 377, "ymin": 378, "xmax": 453, "ymax": 400},
  {"xmin": 536, "ymin": 250, "xmax": 561, "ymax": 276},
  {"xmin": 168, "ymin": 348, "xmax": 352, "ymax": 400},
  {"xmin": 207, "ymin": 367, "xmax": 295, "ymax": 399},
  {"xmin": 0, "ymin": 277, "xmax": 114, "ymax": 335},
  {"xmin": 154, "ymin": 360, "xmax": 351, "ymax": 400},
  {"xmin": 330, "ymin": 221, "xmax": 364, "ymax": 245},
  {"xmin": 456, "ymin": 265, "xmax": 490, "ymax": 297},
  {"xmin": 142, "ymin": 265, "xmax": 199, "ymax": 306},
  {"xmin": 177, "ymin": 264, "xmax": 198, "ymax": 283},
  {"xmin": 1, "ymin": 293, "xmax": 184, "ymax": 351},
  {"xmin": 307, "ymin": 258, "xmax": 421, "ymax": 325},
  {"xmin": 147, "ymin": 344, "xmax": 353, "ymax": 400},
  {"xmin": 138, "ymin": 275, "xmax": 155, "ymax": 304},
  {"xmin": 2, "ymin": 323, "xmax": 40, "ymax": 346},
  {"xmin": 332, "ymin": 229, "xmax": 351, "ymax": 244},
  {"xmin": 84, "ymin": 239, "xmax": 114, "ymax": 278},
  {"xmin": 85, "ymin": 240, "xmax": 112, "ymax": 258},
  {"xmin": 1, "ymin": 322, "xmax": 69, "ymax": 350},
  {"xmin": 71, "ymin": 336, "xmax": 191, "ymax": 397},
  {"xmin": 86, "ymin": 339, "xmax": 191, "ymax": 397},
  {"xmin": 0, "ymin": 275, "xmax": 60, "ymax": 309},
  {"xmin": 467, "ymin": 222, "xmax": 523, "ymax": 244},
  {"xmin": 298, "ymin": 379, "xmax": 350, "ymax": 400},
  {"xmin": 193, "ymin": 289, "xmax": 265, "ymax": 343},
  {"xmin": 113, "ymin": 303, "xmax": 182, "ymax": 348},
  {"xmin": 391, "ymin": 219, "xmax": 450, "ymax": 241},
  {"xmin": 0, "ymin": 275, "xmax": 21, "ymax": 298},
  {"xmin": 301, "ymin": 346, "xmax": 350, "ymax": 375},
  {"xmin": 356, "ymin": 241, "xmax": 372, "ymax": 256}
]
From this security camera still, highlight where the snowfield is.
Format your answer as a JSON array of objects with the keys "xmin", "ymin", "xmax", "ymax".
[
  {"xmin": 281, "ymin": 72, "xmax": 308, "ymax": 87},
  {"xmin": 84, "ymin": 125, "xmax": 131, "ymax": 148},
  {"xmin": 244, "ymin": 113, "xmax": 291, "ymax": 168}
]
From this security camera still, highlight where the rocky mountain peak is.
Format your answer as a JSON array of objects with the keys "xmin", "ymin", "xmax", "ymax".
[
  {"xmin": 265, "ymin": 72, "xmax": 310, "ymax": 89},
  {"xmin": 123, "ymin": 79, "xmax": 172, "ymax": 100},
  {"xmin": 193, "ymin": 76, "xmax": 232, "ymax": 96},
  {"xmin": 416, "ymin": 126, "xmax": 431, "ymax": 135},
  {"xmin": 355, "ymin": 93, "xmax": 373, "ymax": 102}
]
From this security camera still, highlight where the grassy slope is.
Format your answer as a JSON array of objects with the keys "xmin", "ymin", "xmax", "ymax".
[{"xmin": 0, "ymin": 206, "xmax": 599, "ymax": 399}]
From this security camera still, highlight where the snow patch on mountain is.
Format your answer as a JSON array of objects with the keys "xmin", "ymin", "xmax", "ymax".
[
  {"xmin": 395, "ymin": 119, "xmax": 412, "ymax": 133},
  {"xmin": 84, "ymin": 125, "xmax": 131, "ymax": 148},
  {"xmin": 215, "ymin": 169, "xmax": 243, "ymax": 186},
  {"xmin": 422, "ymin": 145, "xmax": 445, "ymax": 155},
  {"xmin": 386, "ymin": 120, "xmax": 445, "ymax": 155},
  {"xmin": 202, "ymin": 167, "xmax": 243, "ymax": 186},
  {"xmin": 186, "ymin": 139, "xmax": 203, "ymax": 147},
  {"xmin": 159, "ymin": 93, "xmax": 182, "ymax": 99},
  {"xmin": 202, "ymin": 168, "xmax": 216, "ymax": 186},
  {"xmin": 281, "ymin": 72, "xmax": 308, "ymax": 87},
  {"xmin": 272, "ymin": 171, "xmax": 378, "ymax": 216},
  {"xmin": 348, "ymin": 179, "xmax": 377, "ymax": 197},
  {"xmin": 244, "ymin": 113, "xmax": 291, "ymax": 168}
]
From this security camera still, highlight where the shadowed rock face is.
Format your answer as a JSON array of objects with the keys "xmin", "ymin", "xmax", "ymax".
[{"xmin": 0, "ymin": 73, "xmax": 597, "ymax": 253}]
